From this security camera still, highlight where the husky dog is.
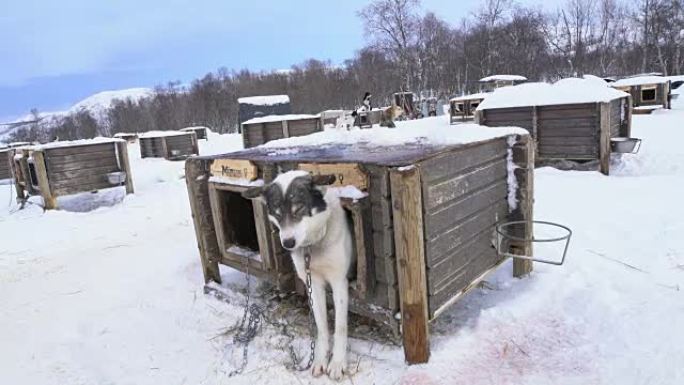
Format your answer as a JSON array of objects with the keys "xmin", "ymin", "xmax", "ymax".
[{"xmin": 242, "ymin": 170, "xmax": 352, "ymax": 381}]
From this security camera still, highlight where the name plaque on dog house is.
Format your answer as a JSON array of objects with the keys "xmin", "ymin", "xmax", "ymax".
[
  {"xmin": 210, "ymin": 159, "xmax": 257, "ymax": 180},
  {"xmin": 299, "ymin": 163, "xmax": 369, "ymax": 191}
]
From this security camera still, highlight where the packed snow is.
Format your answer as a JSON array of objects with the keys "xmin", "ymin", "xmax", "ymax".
[
  {"xmin": 478, "ymin": 78, "xmax": 628, "ymax": 110},
  {"xmin": 479, "ymin": 75, "xmax": 527, "ymax": 82},
  {"xmin": 2, "ymin": 108, "xmax": 684, "ymax": 384},
  {"xmin": 138, "ymin": 130, "xmax": 194, "ymax": 138},
  {"xmin": 450, "ymin": 92, "xmax": 490, "ymax": 102},
  {"xmin": 612, "ymin": 76, "xmax": 669, "ymax": 87},
  {"xmin": 241, "ymin": 114, "xmax": 320, "ymax": 125},
  {"xmin": 262, "ymin": 116, "xmax": 528, "ymax": 148},
  {"xmin": 237, "ymin": 95, "xmax": 290, "ymax": 106},
  {"xmin": 33, "ymin": 137, "xmax": 124, "ymax": 150}
]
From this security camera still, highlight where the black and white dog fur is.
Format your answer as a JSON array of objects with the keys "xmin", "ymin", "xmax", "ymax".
[{"xmin": 243, "ymin": 170, "xmax": 352, "ymax": 380}]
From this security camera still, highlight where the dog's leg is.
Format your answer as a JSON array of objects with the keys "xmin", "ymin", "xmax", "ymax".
[
  {"xmin": 327, "ymin": 276, "xmax": 348, "ymax": 381},
  {"xmin": 309, "ymin": 275, "xmax": 329, "ymax": 377}
]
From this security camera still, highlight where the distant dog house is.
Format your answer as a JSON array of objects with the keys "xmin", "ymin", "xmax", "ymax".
[
  {"xmin": 394, "ymin": 92, "xmax": 416, "ymax": 118},
  {"xmin": 0, "ymin": 147, "xmax": 13, "ymax": 182},
  {"xmin": 476, "ymin": 78, "xmax": 634, "ymax": 175},
  {"xmin": 320, "ymin": 110, "xmax": 353, "ymax": 127},
  {"xmin": 237, "ymin": 95, "xmax": 291, "ymax": 126},
  {"xmin": 612, "ymin": 76, "xmax": 671, "ymax": 113},
  {"xmin": 449, "ymin": 92, "xmax": 487, "ymax": 123},
  {"xmin": 113, "ymin": 132, "xmax": 138, "ymax": 143},
  {"xmin": 185, "ymin": 121, "xmax": 534, "ymax": 364},
  {"xmin": 479, "ymin": 75, "xmax": 527, "ymax": 92},
  {"xmin": 180, "ymin": 126, "xmax": 208, "ymax": 140},
  {"xmin": 241, "ymin": 114, "xmax": 322, "ymax": 148},
  {"xmin": 12, "ymin": 139, "xmax": 134, "ymax": 210},
  {"xmin": 139, "ymin": 131, "xmax": 199, "ymax": 160}
]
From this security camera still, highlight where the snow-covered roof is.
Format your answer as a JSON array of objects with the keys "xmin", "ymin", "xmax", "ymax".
[
  {"xmin": 34, "ymin": 137, "xmax": 124, "ymax": 150},
  {"xmin": 113, "ymin": 132, "xmax": 137, "ymax": 137},
  {"xmin": 139, "ymin": 130, "xmax": 193, "ymax": 138},
  {"xmin": 260, "ymin": 116, "xmax": 527, "ymax": 149},
  {"xmin": 479, "ymin": 75, "xmax": 527, "ymax": 82},
  {"xmin": 450, "ymin": 92, "xmax": 490, "ymax": 102},
  {"xmin": 477, "ymin": 78, "xmax": 628, "ymax": 110},
  {"xmin": 612, "ymin": 76, "xmax": 669, "ymax": 87},
  {"xmin": 242, "ymin": 114, "xmax": 320, "ymax": 125},
  {"xmin": 237, "ymin": 95, "xmax": 290, "ymax": 106},
  {"xmin": 180, "ymin": 126, "xmax": 209, "ymax": 131}
]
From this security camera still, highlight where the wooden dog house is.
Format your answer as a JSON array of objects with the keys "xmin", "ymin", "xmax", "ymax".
[
  {"xmin": 238, "ymin": 95, "xmax": 291, "ymax": 126},
  {"xmin": 479, "ymin": 75, "xmax": 527, "ymax": 92},
  {"xmin": 241, "ymin": 114, "xmax": 322, "ymax": 148},
  {"xmin": 139, "ymin": 131, "xmax": 199, "ymax": 160},
  {"xmin": 476, "ymin": 78, "xmax": 633, "ymax": 175},
  {"xmin": 12, "ymin": 139, "xmax": 134, "ymax": 210},
  {"xmin": 185, "ymin": 120, "xmax": 533, "ymax": 364},
  {"xmin": 449, "ymin": 93, "xmax": 487, "ymax": 123},
  {"xmin": 612, "ymin": 76, "xmax": 671, "ymax": 113},
  {"xmin": 180, "ymin": 126, "xmax": 208, "ymax": 140},
  {"xmin": 0, "ymin": 147, "xmax": 13, "ymax": 182}
]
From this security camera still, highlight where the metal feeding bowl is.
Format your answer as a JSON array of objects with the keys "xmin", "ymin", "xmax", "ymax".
[
  {"xmin": 611, "ymin": 137, "xmax": 642, "ymax": 154},
  {"xmin": 107, "ymin": 171, "xmax": 127, "ymax": 185},
  {"xmin": 495, "ymin": 220, "xmax": 572, "ymax": 266}
]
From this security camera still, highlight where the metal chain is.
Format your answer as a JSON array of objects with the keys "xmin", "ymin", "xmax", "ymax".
[{"xmin": 226, "ymin": 250, "xmax": 316, "ymax": 377}]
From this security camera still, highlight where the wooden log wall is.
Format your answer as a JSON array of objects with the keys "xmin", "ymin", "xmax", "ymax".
[
  {"xmin": 242, "ymin": 118, "xmax": 322, "ymax": 148},
  {"xmin": 417, "ymin": 138, "xmax": 510, "ymax": 316}
]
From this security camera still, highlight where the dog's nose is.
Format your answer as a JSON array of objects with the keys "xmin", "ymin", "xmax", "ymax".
[{"xmin": 282, "ymin": 238, "xmax": 296, "ymax": 250}]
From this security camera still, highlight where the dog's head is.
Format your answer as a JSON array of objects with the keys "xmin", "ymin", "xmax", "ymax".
[
  {"xmin": 242, "ymin": 170, "xmax": 336, "ymax": 251},
  {"xmin": 387, "ymin": 105, "xmax": 404, "ymax": 119}
]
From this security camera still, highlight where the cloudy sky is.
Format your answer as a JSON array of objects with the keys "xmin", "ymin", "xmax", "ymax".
[{"xmin": 0, "ymin": 0, "xmax": 553, "ymax": 120}]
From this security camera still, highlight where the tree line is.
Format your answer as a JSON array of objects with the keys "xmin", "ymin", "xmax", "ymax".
[{"xmin": 9, "ymin": 0, "xmax": 684, "ymax": 142}]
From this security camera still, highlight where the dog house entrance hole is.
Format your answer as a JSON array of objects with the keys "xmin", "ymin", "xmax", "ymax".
[
  {"xmin": 641, "ymin": 88, "xmax": 656, "ymax": 102},
  {"xmin": 218, "ymin": 189, "xmax": 260, "ymax": 254}
]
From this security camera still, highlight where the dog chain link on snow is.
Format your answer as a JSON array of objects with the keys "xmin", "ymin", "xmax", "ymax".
[{"xmin": 227, "ymin": 249, "xmax": 316, "ymax": 377}]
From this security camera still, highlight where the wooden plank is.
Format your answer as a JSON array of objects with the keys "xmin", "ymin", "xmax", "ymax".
[
  {"xmin": 419, "ymin": 138, "xmax": 505, "ymax": 183},
  {"xmin": 210, "ymin": 159, "xmax": 258, "ymax": 180},
  {"xmin": 425, "ymin": 180, "xmax": 507, "ymax": 245},
  {"xmin": 511, "ymin": 136, "xmax": 534, "ymax": 277},
  {"xmin": 426, "ymin": 201, "xmax": 508, "ymax": 262},
  {"xmin": 47, "ymin": 164, "xmax": 120, "ymax": 183},
  {"xmin": 52, "ymin": 181, "xmax": 119, "ymax": 196},
  {"xmin": 46, "ymin": 154, "xmax": 118, "ymax": 172},
  {"xmin": 340, "ymin": 197, "xmax": 375, "ymax": 299},
  {"xmin": 31, "ymin": 150, "xmax": 57, "ymax": 209},
  {"xmin": 390, "ymin": 165, "xmax": 429, "ymax": 364},
  {"xmin": 599, "ymin": 102, "xmax": 611, "ymax": 175},
  {"xmin": 299, "ymin": 162, "xmax": 369, "ymax": 191},
  {"xmin": 117, "ymin": 141, "xmax": 134, "ymax": 194},
  {"xmin": 424, "ymin": 158, "xmax": 507, "ymax": 210},
  {"xmin": 185, "ymin": 158, "xmax": 222, "ymax": 283},
  {"xmin": 428, "ymin": 227, "xmax": 494, "ymax": 290},
  {"xmin": 44, "ymin": 142, "xmax": 117, "ymax": 157}
]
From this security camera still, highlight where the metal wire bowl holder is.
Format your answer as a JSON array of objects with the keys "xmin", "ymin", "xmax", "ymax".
[{"xmin": 495, "ymin": 220, "xmax": 572, "ymax": 266}]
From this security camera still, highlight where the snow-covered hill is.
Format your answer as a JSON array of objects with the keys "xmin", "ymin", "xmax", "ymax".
[{"xmin": 0, "ymin": 87, "xmax": 154, "ymax": 142}]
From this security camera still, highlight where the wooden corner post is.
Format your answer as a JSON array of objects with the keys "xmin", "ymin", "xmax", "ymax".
[
  {"xmin": 390, "ymin": 165, "xmax": 430, "ymax": 364},
  {"xmin": 599, "ymin": 102, "xmax": 611, "ymax": 176},
  {"xmin": 117, "ymin": 141, "xmax": 135, "ymax": 194},
  {"xmin": 185, "ymin": 158, "xmax": 221, "ymax": 283},
  {"xmin": 511, "ymin": 135, "xmax": 535, "ymax": 277},
  {"xmin": 31, "ymin": 150, "xmax": 57, "ymax": 210}
]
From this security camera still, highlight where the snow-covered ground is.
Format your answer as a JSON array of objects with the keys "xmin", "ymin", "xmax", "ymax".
[{"xmin": 2, "ymin": 107, "xmax": 684, "ymax": 384}]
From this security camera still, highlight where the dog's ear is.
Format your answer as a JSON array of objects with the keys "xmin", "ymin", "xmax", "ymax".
[
  {"xmin": 242, "ymin": 185, "xmax": 265, "ymax": 200},
  {"xmin": 311, "ymin": 174, "xmax": 336, "ymax": 186}
]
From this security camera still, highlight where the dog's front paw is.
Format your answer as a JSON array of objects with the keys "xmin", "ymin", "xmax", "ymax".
[
  {"xmin": 311, "ymin": 357, "xmax": 327, "ymax": 377},
  {"xmin": 326, "ymin": 357, "xmax": 346, "ymax": 381}
]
